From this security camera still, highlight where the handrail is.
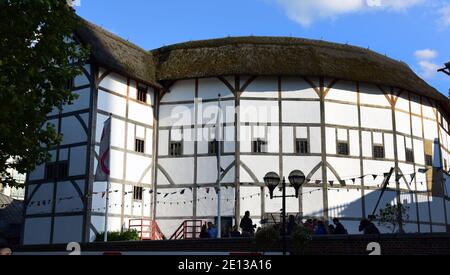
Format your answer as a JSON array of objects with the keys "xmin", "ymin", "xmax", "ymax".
[
  {"xmin": 170, "ymin": 220, "xmax": 206, "ymax": 240},
  {"xmin": 129, "ymin": 219, "xmax": 166, "ymax": 240}
]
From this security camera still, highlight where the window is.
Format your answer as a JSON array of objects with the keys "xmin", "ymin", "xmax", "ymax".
[
  {"xmin": 405, "ymin": 148, "xmax": 414, "ymax": 163},
  {"xmin": 133, "ymin": 186, "xmax": 143, "ymax": 201},
  {"xmin": 135, "ymin": 139, "xmax": 145, "ymax": 153},
  {"xmin": 45, "ymin": 161, "xmax": 68, "ymax": 181},
  {"xmin": 137, "ymin": 85, "xmax": 147, "ymax": 103},
  {"xmin": 208, "ymin": 140, "xmax": 223, "ymax": 155},
  {"xmin": 337, "ymin": 142, "xmax": 349, "ymax": 156},
  {"xmin": 295, "ymin": 139, "xmax": 309, "ymax": 154},
  {"xmin": 425, "ymin": 154, "xmax": 433, "ymax": 167},
  {"xmin": 252, "ymin": 139, "xmax": 267, "ymax": 153},
  {"xmin": 373, "ymin": 145, "xmax": 385, "ymax": 159},
  {"xmin": 65, "ymin": 78, "xmax": 74, "ymax": 90},
  {"xmin": 170, "ymin": 141, "xmax": 183, "ymax": 157}
]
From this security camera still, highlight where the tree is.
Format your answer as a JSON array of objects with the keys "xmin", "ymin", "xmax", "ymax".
[
  {"xmin": 377, "ymin": 203, "xmax": 410, "ymax": 233},
  {"xmin": 0, "ymin": 0, "xmax": 88, "ymax": 187}
]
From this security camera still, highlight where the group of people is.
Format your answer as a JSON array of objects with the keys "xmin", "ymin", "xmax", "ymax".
[
  {"xmin": 289, "ymin": 216, "xmax": 349, "ymax": 235},
  {"xmin": 199, "ymin": 211, "xmax": 256, "ymax": 239},
  {"xmin": 199, "ymin": 211, "xmax": 381, "ymax": 238},
  {"xmin": 291, "ymin": 215, "xmax": 380, "ymax": 235}
]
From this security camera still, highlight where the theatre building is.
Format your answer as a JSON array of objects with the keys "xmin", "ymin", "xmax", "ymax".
[{"xmin": 22, "ymin": 19, "xmax": 450, "ymax": 244}]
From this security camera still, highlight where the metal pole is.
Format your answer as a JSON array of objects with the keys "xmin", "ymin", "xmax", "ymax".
[
  {"xmin": 103, "ymin": 114, "xmax": 112, "ymax": 242},
  {"xmin": 217, "ymin": 94, "xmax": 222, "ymax": 239},
  {"xmin": 282, "ymin": 177, "xmax": 287, "ymax": 256},
  {"xmin": 104, "ymin": 180, "xmax": 110, "ymax": 242}
]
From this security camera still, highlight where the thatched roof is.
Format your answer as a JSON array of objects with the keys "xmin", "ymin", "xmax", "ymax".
[
  {"xmin": 75, "ymin": 19, "xmax": 449, "ymax": 115},
  {"xmin": 75, "ymin": 18, "xmax": 160, "ymax": 88},
  {"xmin": 153, "ymin": 37, "xmax": 447, "ymax": 102}
]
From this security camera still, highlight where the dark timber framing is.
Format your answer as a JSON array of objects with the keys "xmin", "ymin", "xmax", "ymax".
[{"xmin": 23, "ymin": 67, "xmax": 450, "ymax": 244}]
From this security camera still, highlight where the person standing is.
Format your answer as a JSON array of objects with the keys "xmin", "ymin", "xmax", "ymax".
[
  {"xmin": 207, "ymin": 222, "xmax": 218, "ymax": 238},
  {"xmin": 332, "ymin": 218, "xmax": 348, "ymax": 235},
  {"xmin": 240, "ymin": 211, "xmax": 256, "ymax": 237}
]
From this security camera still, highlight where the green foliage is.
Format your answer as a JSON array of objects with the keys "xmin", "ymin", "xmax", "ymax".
[
  {"xmin": 95, "ymin": 230, "xmax": 141, "ymax": 242},
  {"xmin": 377, "ymin": 203, "xmax": 410, "ymax": 233},
  {"xmin": 254, "ymin": 225, "xmax": 279, "ymax": 251},
  {"xmin": 0, "ymin": 0, "xmax": 88, "ymax": 187},
  {"xmin": 291, "ymin": 225, "xmax": 313, "ymax": 255}
]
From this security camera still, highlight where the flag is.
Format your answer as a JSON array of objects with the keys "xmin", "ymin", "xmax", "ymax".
[{"xmin": 95, "ymin": 117, "xmax": 112, "ymax": 181}]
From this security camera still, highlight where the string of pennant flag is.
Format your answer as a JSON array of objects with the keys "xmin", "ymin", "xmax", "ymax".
[
  {"xmin": 16, "ymin": 185, "xmax": 430, "ymax": 216},
  {"xmin": 10, "ymin": 167, "xmax": 442, "ymax": 210}
]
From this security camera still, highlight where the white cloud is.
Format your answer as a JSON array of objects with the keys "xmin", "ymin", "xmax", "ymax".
[
  {"xmin": 414, "ymin": 48, "xmax": 440, "ymax": 79},
  {"xmin": 414, "ymin": 49, "xmax": 438, "ymax": 60},
  {"xmin": 438, "ymin": 4, "xmax": 450, "ymax": 28},
  {"xmin": 274, "ymin": 0, "xmax": 424, "ymax": 26},
  {"xmin": 418, "ymin": 60, "xmax": 440, "ymax": 78}
]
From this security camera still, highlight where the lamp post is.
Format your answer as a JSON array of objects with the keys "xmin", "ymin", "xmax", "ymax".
[{"xmin": 263, "ymin": 170, "xmax": 306, "ymax": 256}]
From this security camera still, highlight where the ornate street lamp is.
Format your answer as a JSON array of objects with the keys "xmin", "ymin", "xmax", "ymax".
[{"xmin": 263, "ymin": 170, "xmax": 306, "ymax": 255}]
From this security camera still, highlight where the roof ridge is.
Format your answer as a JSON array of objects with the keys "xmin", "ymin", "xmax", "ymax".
[{"xmin": 78, "ymin": 17, "xmax": 152, "ymax": 56}]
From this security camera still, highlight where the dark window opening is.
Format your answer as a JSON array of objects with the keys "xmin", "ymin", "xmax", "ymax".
[
  {"xmin": 135, "ymin": 139, "xmax": 145, "ymax": 153},
  {"xmin": 45, "ymin": 161, "xmax": 68, "ymax": 181},
  {"xmin": 373, "ymin": 145, "xmax": 385, "ymax": 159},
  {"xmin": 170, "ymin": 141, "xmax": 183, "ymax": 157},
  {"xmin": 133, "ymin": 186, "xmax": 143, "ymax": 201},
  {"xmin": 337, "ymin": 142, "xmax": 349, "ymax": 156},
  {"xmin": 252, "ymin": 139, "xmax": 267, "ymax": 153},
  {"xmin": 405, "ymin": 149, "xmax": 414, "ymax": 163},
  {"xmin": 208, "ymin": 140, "xmax": 223, "ymax": 155},
  {"xmin": 295, "ymin": 139, "xmax": 309, "ymax": 154},
  {"xmin": 425, "ymin": 154, "xmax": 433, "ymax": 167},
  {"xmin": 137, "ymin": 85, "xmax": 148, "ymax": 103}
]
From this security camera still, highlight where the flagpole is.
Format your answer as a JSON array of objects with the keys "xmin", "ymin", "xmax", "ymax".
[
  {"xmin": 217, "ymin": 94, "xmax": 222, "ymax": 239},
  {"xmin": 104, "ymin": 114, "xmax": 112, "ymax": 242}
]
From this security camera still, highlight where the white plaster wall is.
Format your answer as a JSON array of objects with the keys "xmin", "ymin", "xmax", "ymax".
[
  {"xmin": 60, "ymin": 116, "xmax": 87, "ymax": 145},
  {"xmin": 197, "ymin": 187, "xmax": 235, "ymax": 217},
  {"xmin": 158, "ymin": 158, "xmax": 194, "ymax": 185},
  {"xmin": 159, "ymin": 103, "xmax": 195, "ymax": 127},
  {"xmin": 325, "ymin": 102, "xmax": 358, "ymax": 127},
  {"xmin": 161, "ymin": 79, "xmax": 195, "ymax": 103},
  {"xmin": 327, "ymin": 189, "xmax": 362, "ymax": 218},
  {"xmin": 360, "ymin": 106, "xmax": 392, "ymax": 130},
  {"xmin": 240, "ymin": 100, "xmax": 279, "ymax": 123},
  {"xmin": 23, "ymin": 218, "xmax": 52, "ymax": 245},
  {"xmin": 26, "ymin": 183, "xmax": 53, "ymax": 215},
  {"xmin": 359, "ymin": 84, "xmax": 391, "ymax": 107},
  {"xmin": 326, "ymin": 81, "xmax": 357, "ymax": 103},
  {"xmin": 128, "ymin": 101, "xmax": 153, "ymax": 126},
  {"xmin": 241, "ymin": 77, "xmax": 278, "ymax": 98},
  {"xmin": 196, "ymin": 156, "xmax": 235, "ymax": 184},
  {"xmin": 55, "ymin": 180, "xmax": 84, "ymax": 213},
  {"xmin": 281, "ymin": 77, "xmax": 319, "ymax": 99},
  {"xmin": 97, "ymin": 90, "xmax": 126, "ymax": 117},
  {"xmin": 198, "ymin": 77, "xmax": 234, "ymax": 100},
  {"xmin": 61, "ymin": 88, "xmax": 91, "ymax": 113},
  {"xmin": 282, "ymin": 101, "xmax": 320, "ymax": 124},
  {"xmin": 53, "ymin": 216, "xmax": 83, "ymax": 244},
  {"xmin": 99, "ymin": 71, "xmax": 128, "ymax": 96}
]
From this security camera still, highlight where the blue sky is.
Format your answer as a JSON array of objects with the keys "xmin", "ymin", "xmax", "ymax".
[{"xmin": 75, "ymin": 0, "xmax": 450, "ymax": 95}]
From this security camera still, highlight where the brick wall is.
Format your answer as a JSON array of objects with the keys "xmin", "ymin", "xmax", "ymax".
[{"xmin": 12, "ymin": 233, "xmax": 450, "ymax": 255}]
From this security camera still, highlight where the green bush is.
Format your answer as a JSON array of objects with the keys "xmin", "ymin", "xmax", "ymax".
[
  {"xmin": 95, "ymin": 229, "xmax": 141, "ymax": 242},
  {"xmin": 291, "ymin": 225, "xmax": 313, "ymax": 255},
  {"xmin": 254, "ymin": 225, "xmax": 279, "ymax": 252}
]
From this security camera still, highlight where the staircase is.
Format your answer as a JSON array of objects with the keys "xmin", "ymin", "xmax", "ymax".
[
  {"xmin": 128, "ymin": 219, "xmax": 166, "ymax": 240},
  {"xmin": 170, "ymin": 220, "xmax": 206, "ymax": 240}
]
